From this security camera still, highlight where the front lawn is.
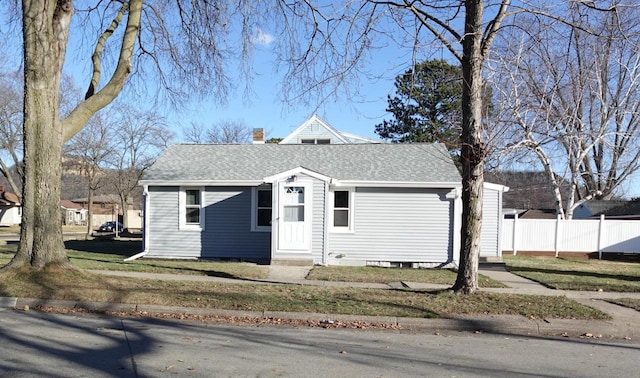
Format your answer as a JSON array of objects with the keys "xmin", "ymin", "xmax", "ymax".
[
  {"xmin": 0, "ymin": 266, "xmax": 608, "ymax": 320},
  {"xmin": 1, "ymin": 240, "xmax": 504, "ymax": 287},
  {"xmin": 0, "ymin": 240, "xmax": 269, "ymax": 280},
  {"xmin": 308, "ymin": 266, "xmax": 506, "ymax": 288},
  {"xmin": 504, "ymin": 256, "xmax": 640, "ymax": 292}
]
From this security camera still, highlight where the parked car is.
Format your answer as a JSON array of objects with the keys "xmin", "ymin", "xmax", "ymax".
[{"xmin": 98, "ymin": 221, "xmax": 124, "ymax": 233}]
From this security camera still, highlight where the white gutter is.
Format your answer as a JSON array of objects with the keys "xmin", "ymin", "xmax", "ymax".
[
  {"xmin": 124, "ymin": 185, "xmax": 150, "ymax": 262},
  {"xmin": 139, "ymin": 179, "xmax": 263, "ymax": 187},
  {"xmin": 330, "ymin": 180, "xmax": 462, "ymax": 188}
]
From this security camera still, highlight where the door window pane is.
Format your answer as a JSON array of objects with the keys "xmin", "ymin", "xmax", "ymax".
[{"xmin": 284, "ymin": 205, "xmax": 304, "ymax": 222}]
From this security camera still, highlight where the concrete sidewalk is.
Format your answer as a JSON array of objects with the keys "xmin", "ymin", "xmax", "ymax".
[{"xmin": 3, "ymin": 264, "xmax": 639, "ymax": 340}]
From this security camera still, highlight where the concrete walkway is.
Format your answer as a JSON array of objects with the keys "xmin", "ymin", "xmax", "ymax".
[{"xmin": 4, "ymin": 264, "xmax": 639, "ymax": 340}]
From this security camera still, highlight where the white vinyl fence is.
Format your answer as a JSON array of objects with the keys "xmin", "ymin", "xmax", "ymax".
[{"xmin": 502, "ymin": 215, "xmax": 640, "ymax": 258}]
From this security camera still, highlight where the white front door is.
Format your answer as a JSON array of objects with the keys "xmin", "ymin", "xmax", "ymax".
[{"xmin": 278, "ymin": 183, "xmax": 310, "ymax": 251}]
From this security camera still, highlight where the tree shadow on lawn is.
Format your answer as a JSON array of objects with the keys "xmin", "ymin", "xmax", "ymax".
[
  {"xmin": 64, "ymin": 239, "xmax": 264, "ymax": 281},
  {"xmin": 65, "ymin": 239, "xmax": 142, "ymax": 257}
]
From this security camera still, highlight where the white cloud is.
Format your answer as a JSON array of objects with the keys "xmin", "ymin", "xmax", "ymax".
[{"xmin": 253, "ymin": 29, "xmax": 275, "ymax": 46}]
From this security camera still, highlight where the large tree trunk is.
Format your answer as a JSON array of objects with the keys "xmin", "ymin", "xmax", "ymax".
[
  {"xmin": 453, "ymin": 0, "xmax": 485, "ymax": 294},
  {"xmin": 3, "ymin": 1, "xmax": 73, "ymax": 270}
]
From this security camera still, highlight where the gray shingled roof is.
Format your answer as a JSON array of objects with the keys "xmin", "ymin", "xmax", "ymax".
[{"xmin": 141, "ymin": 143, "xmax": 461, "ymax": 184}]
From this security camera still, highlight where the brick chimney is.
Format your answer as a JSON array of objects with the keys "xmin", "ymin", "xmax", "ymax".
[{"xmin": 252, "ymin": 128, "xmax": 265, "ymax": 144}]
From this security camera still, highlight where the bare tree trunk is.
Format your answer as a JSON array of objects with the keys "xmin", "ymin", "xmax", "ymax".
[
  {"xmin": 453, "ymin": 0, "xmax": 485, "ymax": 294},
  {"xmin": 121, "ymin": 197, "xmax": 129, "ymax": 230},
  {"xmin": 3, "ymin": 1, "xmax": 73, "ymax": 270},
  {"xmin": 86, "ymin": 186, "xmax": 95, "ymax": 240}
]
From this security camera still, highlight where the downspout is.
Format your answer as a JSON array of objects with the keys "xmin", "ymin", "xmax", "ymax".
[
  {"xmin": 322, "ymin": 181, "xmax": 330, "ymax": 265},
  {"xmin": 496, "ymin": 186, "xmax": 509, "ymax": 259},
  {"xmin": 124, "ymin": 184, "xmax": 149, "ymax": 261},
  {"xmin": 446, "ymin": 187, "xmax": 462, "ymax": 267}
]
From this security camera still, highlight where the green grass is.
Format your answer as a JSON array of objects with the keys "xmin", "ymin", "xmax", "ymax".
[
  {"xmin": 0, "ymin": 240, "xmax": 269, "ymax": 279},
  {"xmin": 0, "ymin": 266, "xmax": 608, "ymax": 320},
  {"xmin": 504, "ymin": 256, "xmax": 640, "ymax": 292},
  {"xmin": 2, "ymin": 240, "xmax": 504, "ymax": 286},
  {"xmin": 0, "ymin": 225, "xmax": 87, "ymax": 234},
  {"xmin": 308, "ymin": 266, "xmax": 507, "ymax": 288}
]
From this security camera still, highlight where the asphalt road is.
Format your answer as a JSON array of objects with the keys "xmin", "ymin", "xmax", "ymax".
[{"xmin": 0, "ymin": 308, "xmax": 637, "ymax": 378}]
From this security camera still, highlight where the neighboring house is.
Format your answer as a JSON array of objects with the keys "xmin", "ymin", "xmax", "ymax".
[
  {"xmin": 574, "ymin": 200, "xmax": 640, "ymax": 220},
  {"xmin": 278, "ymin": 115, "xmax": 382, "ymax": 144},
  {"xmin": 73, "ymin": 195, "xmax": 125, "ymax": 227},
  {"xmin": 0, "ymin": 187, "xmax": 21, "ymax": 226},
  {"xmin": 60, "ymin": 200, "xmax": 87, "ymax": 226},
  {"xmin": 503, "ymin": 208, "xmax": 558, "ymax": 220},
  {"xmin": 139, "ymin": 143, "xmax": 507, "ymax": 266}
]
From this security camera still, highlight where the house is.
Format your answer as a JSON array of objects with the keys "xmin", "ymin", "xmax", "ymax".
[
  {"xmin": 139, "ymin": 142, "xmax": 508, "ymax": 266},
  {"xmin": 72, "ymin": 195, "xmax": 122, "ymax": 227},
  {"xmin": 0, "ymin": 187, "xmax": 21, "ymax": 226},
  {"xmin": 60, "ymin": 200, "xmax": 87, "ymax": 226},
  {"xmin": 278, "ymin": 114, "xmax": 382, "ymax": 144},
  {"xmin": 573, "ymin": 200, "xmax": 640, "ymax": 220}
]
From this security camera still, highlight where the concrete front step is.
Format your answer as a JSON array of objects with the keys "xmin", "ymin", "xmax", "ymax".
[{"xmin": 270, "ymin": 258, "xmax": 314, "ymax": 267}]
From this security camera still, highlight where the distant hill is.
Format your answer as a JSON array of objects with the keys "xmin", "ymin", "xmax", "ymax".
[{"xmin": 485, "ymin": 171, "xmax": 572, "ymax": 210}]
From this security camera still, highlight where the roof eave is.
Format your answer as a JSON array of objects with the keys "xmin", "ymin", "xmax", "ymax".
[
  {"xmin": 140, "ymin": 179, "xmax": 265, "ymax": 187},
  {"xmin": 331, "ymin": 180, "xmax": 462, "ymax": 189}
]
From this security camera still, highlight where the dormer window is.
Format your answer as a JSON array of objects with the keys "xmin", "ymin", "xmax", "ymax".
[{"xmin": 300, "ymin": 138, "xmax": 331, "ymax": 144}]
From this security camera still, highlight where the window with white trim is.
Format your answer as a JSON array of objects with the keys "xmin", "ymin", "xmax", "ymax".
[
  {"xmin": 300, "ymin": 138, "xmax": 331, "ymax": 144},
  {"xmin": 180, "ymin": 188, "xmax": 204, "ymax": 230},
  {"xmin": 256, "ymin": 188, "xmax": 272, "ymax": 229},
  {"xmin": 251, "ymin": 186, "xmax": 272, "ymax": 231},
  {"xmin": 331, "ymin": 189, "xmax": 353, "ymax": 231}
]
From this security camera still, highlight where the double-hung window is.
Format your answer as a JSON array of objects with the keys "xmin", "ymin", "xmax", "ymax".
[
  {"xmin": 331, "ymin": 189, "xmax": 353, "ymax": 231},
  {"xmin": 180, "ymin": 188, "xmax": 204, "ymax": 230},
  {"xmin": 252, "ymin": 185, "xmax": 272, "ymax": 231}
]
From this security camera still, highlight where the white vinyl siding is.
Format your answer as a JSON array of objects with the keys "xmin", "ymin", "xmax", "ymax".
[
  {"xmin": 481, "ymin": 187, "xmax": 500, "ymax": 257},
  {"xmin": 327, "ymin": 188, "xmax": 453, "ymax": 264},
  {"xmin": 146, "ymin": 186, "xmax": 270, "ymax": 261},
  {"xmin": 286, "ymin": 119, "xmax": 345, "ymax": 144},
  {"xmin": 311, "ymin": 179, "xmax": 326, "ymax": 262},
  {"xmin": 148, "ymin": 187, "xmax": 202, "ymax": 258}
]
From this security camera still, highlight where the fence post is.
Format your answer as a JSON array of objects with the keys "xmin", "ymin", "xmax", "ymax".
[
  {"xmin": 512, "ymin": 213, "xmax": 518, "ymax": 256},
  {"xmin": 598, "ymin": 214, "xmax": 605, "ymax": 260},
  {"xmin": 555, "ymin": 214, "xmax": 561, "ymax": 257}
]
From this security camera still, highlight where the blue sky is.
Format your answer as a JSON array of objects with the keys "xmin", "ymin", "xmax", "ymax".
[{"xmin": 163, "ymin": 37, "xmax": 415, "ymax": 142}]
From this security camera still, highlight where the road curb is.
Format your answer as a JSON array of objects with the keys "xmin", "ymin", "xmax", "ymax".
[{"xmin": 5, "ymin": 297, "xmax": 635, "ymax": 341}]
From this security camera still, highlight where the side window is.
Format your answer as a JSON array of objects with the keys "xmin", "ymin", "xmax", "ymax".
[
  {"xmin": 180, "ymin": 187, "xmax": 204, "ymax": 230},
  {"xmin": 185, "ymin": 189, "xmax": 201, "ymax": 225},
  {"xmin": 257, "ymin": 189, "xmax": 272, "ymax": 227},
  {"xmin": 252, "ymin": 186, "xmax": 272, "ymax": 231},
  {"xmin": 331, "ymin": 189, "xmax": 353, "ymax": 231}
]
